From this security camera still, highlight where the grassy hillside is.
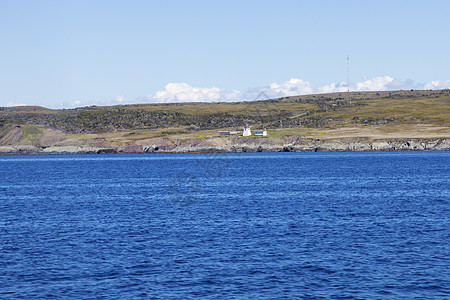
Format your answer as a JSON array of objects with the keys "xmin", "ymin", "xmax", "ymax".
[{"xmin": 1, "ymin": 90, "xmax": 449, "ymax": 139}]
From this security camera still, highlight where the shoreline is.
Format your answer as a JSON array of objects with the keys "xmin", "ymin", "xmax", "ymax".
[{"xmin": 2, "ymin": 137, "xmax": 449, "ymax": 155}]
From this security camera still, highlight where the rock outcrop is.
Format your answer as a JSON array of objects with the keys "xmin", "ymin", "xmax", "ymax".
[{"xmin": 1, "ymin": 137, "xmax": 449, "ymax": 155}]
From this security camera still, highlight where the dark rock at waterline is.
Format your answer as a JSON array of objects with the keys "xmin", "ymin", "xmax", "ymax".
[
  {"xmin": 144, "ymin": 144, "xmax": 177, "ymax": 153},
  {"xmin": 97, "ymin": 148, "xmax": 118, "ymax": 154}
]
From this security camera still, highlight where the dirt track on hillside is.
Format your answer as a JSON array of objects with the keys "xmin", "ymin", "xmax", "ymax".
[{"xmin": 0, "ymin": 126, "xmax": 24, "ymax": 146}]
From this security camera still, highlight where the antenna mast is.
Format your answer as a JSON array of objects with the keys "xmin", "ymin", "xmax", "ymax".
[{"xmin": 347, "ymin": 54, "xmax": 350, "ymax": 92}]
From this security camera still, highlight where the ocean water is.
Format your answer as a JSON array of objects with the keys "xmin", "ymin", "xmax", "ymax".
[{"xmin": 0, "ymin": 151, "xmax": 449, "ymax": 299}]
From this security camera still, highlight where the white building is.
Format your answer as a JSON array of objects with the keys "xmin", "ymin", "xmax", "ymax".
[
  {"xmin": 254, "ymin": 130, "xmax": 267, "ymax": 137},
  {"xmin": 243, "ymin": 125, "xmax": 251, "ymax": 136}
]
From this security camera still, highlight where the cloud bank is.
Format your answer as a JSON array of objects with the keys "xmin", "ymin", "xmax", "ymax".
[
  {"xmin": 5, "ymin": 76, "xmax": 448, "ymax": 108},
  {"xmin": 150, "ymin": 83, "xmax": 241, "ymax": 103},
  {"xmin": 141, "ymin": 76, "xmax": 447, "ymax": 104},
  {"xmin": 424, "ymin": 80, "xmax": 450, "ymax": 90}
]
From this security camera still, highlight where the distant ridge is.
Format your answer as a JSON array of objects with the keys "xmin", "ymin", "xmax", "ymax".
[
  {"xmin": 1, "ymin": 89, "xmax": 449, "ymax": 154},
  {"xmin": 2, "ymin": 89, "xmax": 449, "ymax": 111},
  {"xmin": 1, "ymin": 89, "xmax": 448, "ymax": 133}
]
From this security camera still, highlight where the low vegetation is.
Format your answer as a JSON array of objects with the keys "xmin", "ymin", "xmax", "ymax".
[{"xmin": 1, "ymin": 90, "xmax": 449, "ymax": 144}]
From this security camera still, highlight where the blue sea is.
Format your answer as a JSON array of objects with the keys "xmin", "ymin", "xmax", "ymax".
[{"xmin": 0, "ymin": 151, "xmax": 449, "ymax": 299}]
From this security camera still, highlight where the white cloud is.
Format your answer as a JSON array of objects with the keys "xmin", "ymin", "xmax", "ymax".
[
  {"xmin": 424, "ymin": 80, "xmax": 450, "ymax": 90},
  {"xmin": 70, "ymin": 100, "xmax": 82, "ymax": 107},
  {"xmin": 318, "ymin": 82, "xmax": 349, "ymax": 93},
  {"xmin": 56, "ymin": 95, "xmax": 134, "ymax": 109},
  {"xmin": 115, "ymin": 95, "xmax": 127, "ymax": 103},
  {"xmin": 355, "ymin": 75, "xmax": 395, "ymax": 91},
  {"xmin": 354, "ymin": 76, "xmax": 422, "ymax": 91},
  {"xmin": 240, "ymin": 78, "xmax": 315, "ymax": 100},
  {"xmin": 148, "ymin": 82, "xmax": 242, "ymax": 103},
  {"xmin": 267, "ymin": 78, "xmax": 314, "ymax": 97},
  {"xmin": 5, "ymin": 101, "xmax": 29, "ymax": 107},
  {"xmin": 140, "ymin": 77, "xmax": 450, "ymax": 104},
  {"xmin": 49, "ymin": 76, "xmax": 450, "ymax": 108}
]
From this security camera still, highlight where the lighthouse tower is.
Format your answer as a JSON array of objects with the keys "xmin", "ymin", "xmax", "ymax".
[{"xmin": 243, "ymin": 125, "xmax": 251, "ymax": 136}]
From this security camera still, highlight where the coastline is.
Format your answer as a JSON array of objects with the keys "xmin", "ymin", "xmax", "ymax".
[
  {"xmin": 2, "ymin": 89, "xmax": 449, "ymax": 155},
  {"xmin": 2, "ymin": 137, "xmax": 449, "ymax": 155}
]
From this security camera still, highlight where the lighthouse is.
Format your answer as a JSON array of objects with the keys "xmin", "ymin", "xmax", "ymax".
[{"xmin": 243, "ymin": 125, "xmax": 251, "ymax": 137}]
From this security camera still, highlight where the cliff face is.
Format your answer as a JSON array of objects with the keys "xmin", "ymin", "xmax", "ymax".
[
  {"xmin": 1, "ymin": 137, "xmax": 449, "ymax": 154},
  {"xmin": 144, "ymin": 137, "xmax": 450, "ymax": 153}
]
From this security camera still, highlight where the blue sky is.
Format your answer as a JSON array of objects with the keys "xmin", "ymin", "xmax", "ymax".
[{"xmin": 1, "ymin": 0, "xmax": 449, "ymax": 108}]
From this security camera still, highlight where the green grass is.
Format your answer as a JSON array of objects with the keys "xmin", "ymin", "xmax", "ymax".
[
  {"xmin": 19, "ymin": 125, "xmax": 43, "ymax": 143},
  {"xmin": 317, "ymin": 96, "xmax": 449, "ymax": 126},
  {"xmin": 1, "ymin": 89, "xmax": 449, "ymax": 136}
]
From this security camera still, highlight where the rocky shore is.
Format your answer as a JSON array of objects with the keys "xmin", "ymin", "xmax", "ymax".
[{"xmin": 1, "ymin": 137, "xmax": 449, "ymax": 155}]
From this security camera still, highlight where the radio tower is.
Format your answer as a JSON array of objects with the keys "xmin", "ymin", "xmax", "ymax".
[{"xmin": 347, "ymin": 54, "xmax": 350, "ymax": 92}]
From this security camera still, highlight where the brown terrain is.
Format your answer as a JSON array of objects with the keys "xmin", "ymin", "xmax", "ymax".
[{"xmin": 1, "ymin": 89, "xmax": 449, "ymax": 154}]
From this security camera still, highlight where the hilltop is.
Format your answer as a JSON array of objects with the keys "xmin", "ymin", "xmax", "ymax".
[{"xmin": 1, "ymin": 89, "xmax": 449, "ymax": 154}]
